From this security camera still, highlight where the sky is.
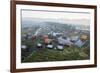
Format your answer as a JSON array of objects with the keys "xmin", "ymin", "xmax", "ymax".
[{"xmin": 22, "ymin": 10, "xmax": 90, "ymax": 20}]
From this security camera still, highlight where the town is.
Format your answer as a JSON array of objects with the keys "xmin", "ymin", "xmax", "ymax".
[{"xmin": 21, "ymin": 21, "xmax": 90, "ymax": 62}]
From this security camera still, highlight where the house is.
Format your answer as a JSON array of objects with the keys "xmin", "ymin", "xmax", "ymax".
[
  {"xmin": 32, "ymin": 35, "xmax": 36, "ymax": 41},
  {"xmin": 57, "ymin": 45, "xmax": 64, "ymax": 51},
  {"xmin": 43, "ymin": 35, "xmax": 48, "ymax": 39},
  {"xmin": 74, "ymin": 39, "xmax": 85, "ymax": 47},
  {"xmin": 57, "ymin": 37, "xmax": 73, "ymax": 46},
  {"xmin": 70, "ymin": 36, "xmax": 79, "ymax": 43},
  {"xmin": 47, "ymin": 44, "xmax": 53, "ymax": 49},
  {"xmin": 80, "ymin": 34, "xmax": 88, "ymax": 41},
  {"xmin": 37, "ymin": 43, "xmax": 42, "ymax": 48},
  {"xmin": 48, "ymin": 31, "xmax": 62, "ymax": 37},
  {"xmin": 43, "ymin": 35, "xmax": 52, "ymax": 44},
  {"xmin": 21, "ymin": 45, "xmax": 27, "ymax": 50}
]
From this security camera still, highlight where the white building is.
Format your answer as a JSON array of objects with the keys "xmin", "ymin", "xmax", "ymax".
[
  {"xmin": 21, "ymin": 45, "xmax": 27, "ymax": 50},
  {"xmin": 57, "ymin": 45, "xmax": 64, "ymax": 50}
]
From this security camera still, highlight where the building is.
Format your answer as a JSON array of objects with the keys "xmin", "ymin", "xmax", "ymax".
[
  {"xmin": 21, "ymin": 45, "xmax": 27, "ymax": 50},
  {"xmin": 57, "ymin": 37, "xmax": 73, "ymax": 46},
  {"xmin": 32, "ymin": 35, "xmax": 36, "ymax": 41},
  {"xmin": 48, "ymin": 31, "xmax": 62, "ymax": 37},
  {"xmin": 37, "ymin": 43, "xmax": 42, "ymax": 48},
  {"xmin": 43, "ymin": 35, "xmax": 52, "ymax": 44},
  {"xmin": 47, "ymin": 44, "xmax": 53, "ymax": 49},
  {"xmin": 74, "ymin": 39, "xmax": 85, "ymax": 47},
  {"xmin": 80, "ymin": 34, "xmax": 88, "ymax": 41},
  {"xmin": 70, "ymin": 36, "xmax": 79, "ymax": 42},
  {"xmin": 57, "ymin": 45, "xmax": 64, "ymax": 51}
]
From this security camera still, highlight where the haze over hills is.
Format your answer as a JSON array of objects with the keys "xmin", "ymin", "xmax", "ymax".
[
  {"xmin": 22, "ymin": 17, "xmax": 90, "ymax": 27},
  {"xmin": 21, "ymin": 18, "xmax": 90, "ymax": 36}
]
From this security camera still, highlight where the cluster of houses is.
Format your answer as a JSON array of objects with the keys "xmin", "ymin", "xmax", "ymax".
[{"xmin": 21, "ymin": 31, "xmax": 89, "ymax": 51}]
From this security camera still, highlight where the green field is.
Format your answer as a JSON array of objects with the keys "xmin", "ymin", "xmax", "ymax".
[{"xmin": 22, "ymin": 43, "xmax": 90, "ymax": 63}]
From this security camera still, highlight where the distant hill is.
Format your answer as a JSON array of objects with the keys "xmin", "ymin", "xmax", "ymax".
[
  {"xmin": 21, "ymin": 18, "xmax": 90, "ymax": 35},
  {"xmin": 22, "ymin": 17, "xmax": 90, "ymax": 27}
]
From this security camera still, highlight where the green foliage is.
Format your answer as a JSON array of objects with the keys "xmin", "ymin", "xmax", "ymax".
[{"xmin": 22, "ymin": 46, "xmax": 90, "ymax": 63}]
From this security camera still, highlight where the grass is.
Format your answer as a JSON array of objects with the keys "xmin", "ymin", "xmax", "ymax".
[{"xmin": 22, "ymin": 45, "xmax": 90, "ymax": 63}]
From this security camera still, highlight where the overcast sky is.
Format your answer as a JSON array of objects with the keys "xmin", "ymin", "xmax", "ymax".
[{"xmin": 22, "ymin": 10, "xmax": 90, "ymax": 20}]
